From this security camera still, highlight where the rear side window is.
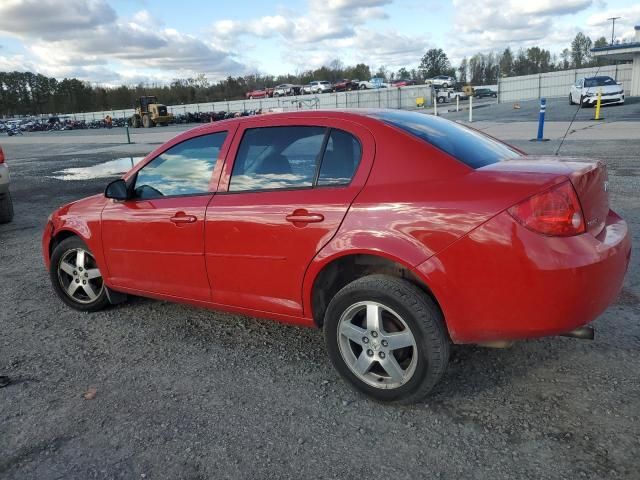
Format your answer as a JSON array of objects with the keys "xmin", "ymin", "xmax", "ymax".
[
  {"xmin": 229, "ymin": 126, "xmax": 362, "ymax": 192},
  {"xmin": 229, "ymin": 126, "xmax": 326, "ymax": 191},
  {"xmin": 317, "ymin": 129, "xmax": 361, "ymax": 186},
  {"xmin": 371, "ymin": 110, "xmax": 520, "ymax": 169}
]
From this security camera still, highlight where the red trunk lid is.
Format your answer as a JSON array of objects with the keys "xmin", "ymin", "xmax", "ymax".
[{"xmin": 480, "ymin": 156, "xmax": 609, "ymax": 236}]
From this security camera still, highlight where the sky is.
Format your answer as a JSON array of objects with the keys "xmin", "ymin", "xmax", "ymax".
[{"xmin": 0, "ymin": 0, "xmax": 638, "ymax": 86}]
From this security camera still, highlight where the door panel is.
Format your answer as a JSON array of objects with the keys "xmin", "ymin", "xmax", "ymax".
[
  {"xmin": 102, "ymin": 195, "xmax": 212, "ymax": 300},
  {"xmin": 101, "ymin": 129, "xmax": 235, "ymax": 301},
  {"xmin": 205, "ymin": 118, "xmax": 375, "ymax": 316}
]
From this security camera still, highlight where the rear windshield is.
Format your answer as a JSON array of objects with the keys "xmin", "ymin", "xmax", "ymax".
[
  {"xmin": 371, "ymin": 110, "xmax": 520, "ymax": 169},
  {"xmin": 584, "ymin": 76, "xmax": 616, "ymax": 88}
]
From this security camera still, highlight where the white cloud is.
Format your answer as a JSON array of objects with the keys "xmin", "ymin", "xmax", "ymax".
[
  {"xmin": 448, "ymin": 0, "xmax": 597, "ymax": 59},
  {"xmin": 0, "ymin": 0, "xmax": 117, "ymax": 40},
  {"xmin": 0, "ymin": 0, "xmax": 247, "ymax": 83}
]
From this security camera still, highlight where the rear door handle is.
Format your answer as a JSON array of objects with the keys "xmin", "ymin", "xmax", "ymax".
[
  {"xmin": 170, "ymin": 213, "xmax": 197, "ymax": 224},
  {"xmin": 286, "ymin": 211, "xmax": 325, "ymax": 224}
]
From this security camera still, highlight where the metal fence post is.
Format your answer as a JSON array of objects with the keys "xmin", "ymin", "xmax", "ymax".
[
  {"xmin": 378, "ymin": 89, "xmax": 381, "ymax": 108},
  {"xmin": 397, "ymin": 87, "xmax": 401, "ymax": 109},
  {"xmin": 468, "ymin": 95, "xmax": 473, "ymax": 122}
]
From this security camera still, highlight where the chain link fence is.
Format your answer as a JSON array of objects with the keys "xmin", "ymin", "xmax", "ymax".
[{"xmin": 60, "ymin": 85, "xmax": 434, "ymax": 122}]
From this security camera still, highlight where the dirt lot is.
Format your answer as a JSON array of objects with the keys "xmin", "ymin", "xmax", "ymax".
[{"xmin": 1, "ymin": 113, "xmax": 639, "ymax": 479}]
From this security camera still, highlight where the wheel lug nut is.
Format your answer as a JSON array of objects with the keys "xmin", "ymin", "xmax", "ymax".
[
  {"xmin": 366, "ymin": 349, "xmax": 373, "ymax": 357},
  {"xmin": 362, "ymin": 337, "xmax": 369, "ymax": 344},
  {"xmin": 73, "ymin": 271, "xmax": 77, "ymax": 275},
  {"xmin": 82, "ymin": 281, "xmax": 86, "ymax": 285},
  {"xmin": 84, "ymin": 273, "xmax": 88, "ymax": 277},
  {"xmin": 381, "ymin": 340, "xmax": 388, "ymax": 347},
  {"xmin": 371, "ymin": 331, "xmax": 378, "ymax": 338},
  {"xmin": 379, "ymin": 352, "xmax": 386, "ymax": 359},
  {"xmin": 75, "ymin": 279, "xmax": 80, "ymax": 283}
]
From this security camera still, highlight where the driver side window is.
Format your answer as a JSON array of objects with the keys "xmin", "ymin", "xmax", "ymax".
[{"xmin": 134, "ymin": 132, "xmax": 227, "ymax": 199}]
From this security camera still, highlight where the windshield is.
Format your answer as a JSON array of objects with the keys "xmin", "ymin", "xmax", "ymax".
[
  {"xmin": 370, "ymin": 110, "xmax": 521, "ymax": 169},
  {"xmin": 584, "ymin": 77, "xmax": 616, "ymax": 88}
]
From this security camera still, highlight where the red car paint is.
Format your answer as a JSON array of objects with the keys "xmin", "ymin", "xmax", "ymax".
[
  {"xmin": 42, "ymin": 110, "xmax": 631, "ymax": 343},
  {"xmin": 245, "ymin": 88, "xmax": 273, "ymax": 99}
]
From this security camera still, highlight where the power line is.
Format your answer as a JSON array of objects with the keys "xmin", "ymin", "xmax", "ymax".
[{"xmin": 607, "ymin": 17, "xmax": 621, "ymax": 45}]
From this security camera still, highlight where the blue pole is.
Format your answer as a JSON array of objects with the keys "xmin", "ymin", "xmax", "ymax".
[{"xmin": 537, "ymin": 97, "xmax": 546, "ymax": 140}]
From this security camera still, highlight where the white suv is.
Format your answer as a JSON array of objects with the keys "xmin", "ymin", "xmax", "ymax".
[
  {"xmin": 0, "ymin": 145, "xmax": 13, "ymax": 223},
  {"xmin": 570, "ymin": 76, "xmax": 624, "ymax": 106},
  {"xmin": 427, "ymin": 75, "xmax": 456, "ymax": 88},
  {"xmin": 309, "ymin": 81, "xmax": 333, "ymax": 94}
]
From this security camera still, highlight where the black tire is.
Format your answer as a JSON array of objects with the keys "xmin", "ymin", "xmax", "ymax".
[
  {"xmin": 324, "ymin": 275, "xmax": 450, "ymax": 404},
  {"xmin": 142, "ymin": 115, "xmax": 151, "ymax": 128},
  {"xmin": 569, "ymin": 94, "xmax": 574, "ymax": 105},
  {"xmin": 579, "ymin": 95, "xmax": 584, "ymax": 107},
  {"xmin": 437, "ymin": 96, "xmax": 445, "ymax": 104},
  {"xmin": 49, "ymin": 236, "xmax": 110, "ymax": 312},
  {"xmin": 0, "ymin": 191, "xmax": 14, "ymax": 223}
]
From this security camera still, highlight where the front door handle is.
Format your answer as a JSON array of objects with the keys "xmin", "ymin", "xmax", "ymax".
[
  {"xmin": 170, "ymin": 213, "xmax": 197, "ymax": 224},
  {"xmin": 286, "ymin": 210, "xmax": 324, "ymax": 224}
]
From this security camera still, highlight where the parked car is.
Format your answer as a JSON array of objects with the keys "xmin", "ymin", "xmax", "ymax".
[
  {"xmin": 426, "ymin": 75, "xmax": 456, "ymax": 88},
  {"xmin": 570, "ymin": 76, "xmax": 624, "ymax": 107},
  {"xmin": 333, "ymin": 79, "xmax": 357, "ymax": 92},
  {"xmin": 0, "ymin": 145, "xmax": 14, "ymax": 223},
  {"xmin": 273, "ymin": 84, "xmax": 297, "ymax": 96},
  {"xmin": 42, "ymin": 110, "xmax": 631, "ymax": 403},
  {"xmin": 245, "ymin": 88, "xmax": 273, "ymax": 99},
  {"xmin": 391, "ymin": 79, "xmax": 417, "ymax": 87},
  {"xmin": 309, "ymin": 81, "xmax": 334, "ymax": 94},
  {"xmin": 474, "ymin": 88, "xmax": 497, "ymax": 98},
  {"xmin": 358, "ymin": 77, "xmax": 389, "ymax": 89},
  {"xmin": 300, "ymin": 84, "xmax": 313, "ymax": 94}
]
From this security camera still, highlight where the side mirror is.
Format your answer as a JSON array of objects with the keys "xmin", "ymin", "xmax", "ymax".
[{"xmin": 105, "ymin": 178, "xmax": 130, "ymax": 200}]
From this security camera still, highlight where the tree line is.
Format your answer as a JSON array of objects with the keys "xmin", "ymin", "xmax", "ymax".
[{"xmin": 0, "ymin": 32, "xmax": 619, "ymax": 117}]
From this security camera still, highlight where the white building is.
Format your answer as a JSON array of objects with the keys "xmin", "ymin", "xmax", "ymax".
[{"xmin": 591, "ymin": 25, "xmax": 640, "ymax": 96}]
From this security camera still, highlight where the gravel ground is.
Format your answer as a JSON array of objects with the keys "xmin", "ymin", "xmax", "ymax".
[{"xmin": 0, "ymin": 125, "xmax": 639, "ymax": 480}]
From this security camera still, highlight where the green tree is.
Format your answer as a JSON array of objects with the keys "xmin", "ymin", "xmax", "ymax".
[
  {"xmin": 419, "ymin": 48, "xmax": 453, "ymax": 78},
  {"xmin": 571, "ymin": 32, "xmax": 592, "ymax": 68},
  {"xmin": 499, "ymin": 48, "xmax": 514, "ymax": 77},
  {"xmin": 457, "ymin": 58, "xmax": 468, "ymax": 83}
]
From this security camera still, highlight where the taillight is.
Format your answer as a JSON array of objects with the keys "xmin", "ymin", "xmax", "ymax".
[
  {"xmin": 508, "ymin": 181, "xmax": 585, "ymax": 236},
  {"xmin": 0, "ymin": 147, "xmax": 4, "ymax": 164}
]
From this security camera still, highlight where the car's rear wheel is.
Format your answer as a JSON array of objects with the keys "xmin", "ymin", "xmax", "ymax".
[
  {"xmin": 0, "ymin": 191, "xmax": 14, "ymax": 223},
  {"xmin": 50, "ymin": 236, "xmax": 110, "ymax": 312},
  {"xmin": 324, "ymin": 275, "xmax": 449, "ymax": 404},
  {"xmin": 569, "ymin": 93, "xmax": 575, "ymax": 105}
]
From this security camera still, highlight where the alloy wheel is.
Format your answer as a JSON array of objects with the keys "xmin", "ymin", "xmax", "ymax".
[
  {"xmin": 337, "ymin": 301, "xmax": 418, "ymax": 389},
  {"xmin": 57, "ymin": 248, "xmax": 104, "ymax": 304}
]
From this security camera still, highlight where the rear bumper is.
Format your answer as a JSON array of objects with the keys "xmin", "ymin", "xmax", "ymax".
[{"xmin": 417, "ymin": 209, "xmax": 631, "ymax": 344}]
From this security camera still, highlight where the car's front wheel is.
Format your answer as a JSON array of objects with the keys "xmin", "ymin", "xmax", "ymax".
[
  {"xmin": 324, "ymin": 275, "xmax": 450, "ymax": 404},
  {"xmin": 50, "ymin": 236, "xmax": 110, "ymax": 312}
]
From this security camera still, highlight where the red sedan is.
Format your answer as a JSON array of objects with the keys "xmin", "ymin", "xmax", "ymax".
[
  {"xmin": 245, "ymin": 88, "xmax": 273, "ymax": 99},
  {"xmin": 42, "ymin": 110, "xmax": 631, "ymax": 403}
]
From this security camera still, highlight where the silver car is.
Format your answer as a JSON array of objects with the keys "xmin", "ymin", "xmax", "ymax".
[
  {"xmin": 309, "ymin": 81, "xmax": 333, "ymax": 94},
  {"xmin": 0, "ymin": 145, "xmax": 13, "ymax": 223},
  {"xmin": 427, "ymin": 75, "xmax": 456, "ymax": 88}
]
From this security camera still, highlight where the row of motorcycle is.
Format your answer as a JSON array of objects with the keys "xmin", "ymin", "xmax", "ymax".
[{"xmin": 2, "ymin": 109, "xmax": 264, "ymax": 135}]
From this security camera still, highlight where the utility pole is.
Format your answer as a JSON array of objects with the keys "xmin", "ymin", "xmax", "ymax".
[{"xmin": 607, "ymin": 16, "xmax": 621, "ymax": 45}]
